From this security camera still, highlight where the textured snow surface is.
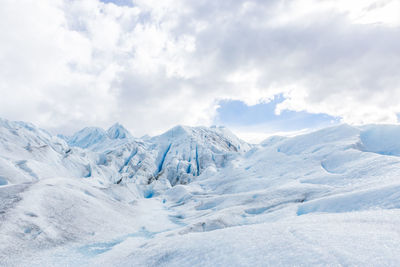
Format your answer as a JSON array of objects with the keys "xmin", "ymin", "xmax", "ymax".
[{"xmin": 1, "ymin": 118, "xmax": 400, "ymax": 266}]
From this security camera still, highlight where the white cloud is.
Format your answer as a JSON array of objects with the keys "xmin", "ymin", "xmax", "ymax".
[{"xmin": 0, "ymin": 0, "xmax": 399, "ymax": 136}]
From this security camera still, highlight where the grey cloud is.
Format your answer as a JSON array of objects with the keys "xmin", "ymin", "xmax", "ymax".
[
  {"xmin": 166, "ymin": 1, "xmax": 400, "ymax": 113},
  {"xmin": 0, "ymin": 0, "xmax": 399, "ymax": 137}
]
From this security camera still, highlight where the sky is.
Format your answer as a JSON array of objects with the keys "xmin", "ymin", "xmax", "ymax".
[{"xmin": 0, "ymin": 0, "xmax": 399, "ymax": 142}]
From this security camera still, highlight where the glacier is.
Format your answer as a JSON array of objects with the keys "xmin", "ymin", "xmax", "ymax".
[{"xmin": 1, "ymin": 117, "xmax": 400, "ymax": 266}]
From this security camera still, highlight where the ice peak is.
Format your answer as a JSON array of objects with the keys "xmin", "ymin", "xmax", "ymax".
[
  {"xmin": 163, "ymin": 125, "xmax": 191, "ymax": 138},
  {"xmin": 107, "ymin": 123, "xmax": 132, "ymax": 139},
  {"xmin": 68, "ymin": 127, "xmax": 108, "ymax": 148}
]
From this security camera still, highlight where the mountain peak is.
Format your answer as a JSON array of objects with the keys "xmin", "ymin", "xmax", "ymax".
[
  {"xmin": 68, "ymin": 127, "xmax": 108, "ymax": 149},
  {"xmin": 107, "ymin": 123, "xmax": 132, "ymax": 139}
]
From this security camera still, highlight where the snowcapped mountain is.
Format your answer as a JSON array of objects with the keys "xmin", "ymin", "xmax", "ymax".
[
  {"xmin": 149, "ymin": 125, "xmax": 251, "ymax": 186},
  {"xmin": 68, "ymin": 127, "xmax": 109, "ymax": 149},
  {"xmin": 1, "ymin": 117, "xmax": 400, "ymax": 266},
  {"xmin": 68, "ymin": 123, "xmax": 133, "ymax": 150},
  {"xmin": 107, "ymin": 123, "xmax": 133, "ymax": 140},
  {"xmin": 0, "ymin": 119, "xmax": 251, "ymax": 194}
]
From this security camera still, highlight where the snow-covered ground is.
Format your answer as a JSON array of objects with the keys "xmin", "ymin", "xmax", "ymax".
[{"xmin": 1, "ymin": 118, "xmax": 400, "ymax": 266}]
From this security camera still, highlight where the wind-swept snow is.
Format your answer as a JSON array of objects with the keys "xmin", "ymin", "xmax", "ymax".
[{"xmin": 1, "ymin": 118, "xmax": 400, "ymax": 266}]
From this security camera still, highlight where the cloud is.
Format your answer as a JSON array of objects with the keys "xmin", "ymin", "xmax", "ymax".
[{"xmin": 0, "ymin": 0, "xmax": 399, "ymax": 136}]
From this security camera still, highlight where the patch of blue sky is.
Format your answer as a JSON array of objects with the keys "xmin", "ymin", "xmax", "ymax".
[
  {"xmin": 214, "ymin": 94, "xmax": 340, "ymax": 132},
  {"xmin": 99, "ymin": 0, "xmax": 134, "ymax": 7}
]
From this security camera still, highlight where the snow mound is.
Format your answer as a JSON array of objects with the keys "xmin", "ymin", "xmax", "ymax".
[
  {"xmin": 297, "ymin": 183, "xmax": 400, "ymax": 215},
  {"xmin": 277, "ymin": 124, "xmax": 359, "ymax": 155},
  {"xmin": 358, "ymin": 125, "xmax": 400, "ymax": 156}
]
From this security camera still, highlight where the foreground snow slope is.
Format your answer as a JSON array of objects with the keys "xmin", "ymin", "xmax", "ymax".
[{"xmin": 1, "ymin": 118, "xmax": 400, "ymax": 266}]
